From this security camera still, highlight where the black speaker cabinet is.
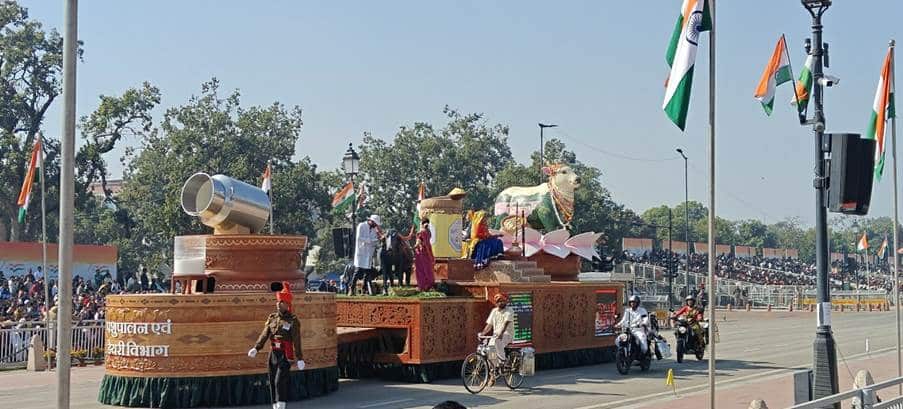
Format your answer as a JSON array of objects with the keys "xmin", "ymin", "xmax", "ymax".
[
  {"xmin": 828, "ymin": 133, "xmax": 875, "ymax": 215},
  {"xmin": 332, "ymin": 227, "xmax": 353, "ymax": 258}
]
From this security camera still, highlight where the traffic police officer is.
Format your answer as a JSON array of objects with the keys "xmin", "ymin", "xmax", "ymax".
[{"xmin": 248, "ymin": 282, "xmax": 305, "ymax": 409}]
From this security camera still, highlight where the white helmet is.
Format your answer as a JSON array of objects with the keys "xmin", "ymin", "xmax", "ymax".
[{"xmin": 628, "ymin": 295, "xmax": 641, "ymax": 304}]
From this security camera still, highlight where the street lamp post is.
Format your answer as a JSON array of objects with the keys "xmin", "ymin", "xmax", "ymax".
[
  {"xmin": 668, "ymin": 208, "xmax": 674, "ymax": 309},
  {"xmin": 677, "ymin": 148, "xmax": 690, "ymax": 296},
  {"xmin": 801, "ymin": 0, "xmax": 839, "ymax": 403},
  {"xmin": 538, "ymin": 123, "xmax": 558, "ymax": 183},
  {"xmin": 342, "ymin": 143, "xmax": 361, "ymax": 258}
]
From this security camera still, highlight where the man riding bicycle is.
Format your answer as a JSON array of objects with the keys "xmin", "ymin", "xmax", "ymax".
[
  {"xmin": 616, "ymin": 295, "xmax": 649, "ymax": 355},
  {"xmin": 671, "ymin": 295, "xmax": 705, "ymax": 346},
  {"xmin": 480, "ymin": 293, "xmax": 514, "ymax": 369}
]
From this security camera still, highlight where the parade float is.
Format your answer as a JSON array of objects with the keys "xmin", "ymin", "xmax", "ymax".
[
  {"xmin": 335, "ymin": 164, "xmax": 624, "ymax": 382},
  {"xmin": 99, "ymin": 173, "xmax": 337, "ymax": 408}
]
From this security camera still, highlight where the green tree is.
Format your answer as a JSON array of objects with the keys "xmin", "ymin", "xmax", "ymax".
[
  {"xmin": 270, "ymin": 158, "xmax": 333, "ymax": 238},
  {"xmin": 639, "ymin": 205, "xmax": 674, "ymax": 243},
  {"xmin": 118, "ymin": 78, "xmax": 316, "ymax": 272},
  {"xmin": 692, "ymin": 216, "xmax": 737, "ymax": 246},
  {"xmin": 71, "ymin": 83, "xmax": 161, "ymax": 273},
  {"xmin": 672, "ymin": 201, "xmax": 706, "ymax": 242},
  {"xmin": 767, "ymin": 217, "xmax": 809, "ymax": 259},
  {"xmin": 358, "ymin": 106, "xmax": 513, "ymax": 229},
  {"xmin": 0, "ymin": 2, "xmax": 78, "ymax": 241},
  {"xmin": 735, "ymin": 219, "xmax": 776, "ymax": 248},
  {"xmin": 76, "ymin": 82, "xmax": 160, "ymax": 204},
  {"xmin": 641, "ymin": 201, "xmax": 708, "ymax": 244},
  {"xmin": 536, "ymin": 139, "xmax": 646, "ymax": 252}
]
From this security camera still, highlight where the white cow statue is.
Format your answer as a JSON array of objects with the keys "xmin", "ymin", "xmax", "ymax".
[{"xmin": 494, "ymin": 164, "xmax": 582, "ymax": 231}]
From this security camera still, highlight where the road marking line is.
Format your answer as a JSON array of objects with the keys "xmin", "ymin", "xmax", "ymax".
[
  {"xmin": 569, "ymin": 347, "xmax": 896, "ymax": 409},
  {"xmin": 544, "ymin": 373, "xmax": 576, "ymax": 380},
  {"xmin": 576, "ymin": 378, "xmax": 610, "ymax": 384},
  {"xmin": 359, "ymin": 398, "xmax": 413, "ymax": 408}
]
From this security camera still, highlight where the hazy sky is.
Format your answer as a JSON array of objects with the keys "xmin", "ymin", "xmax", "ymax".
[{"xmin": 19, "ymin": 1, "xmax": 903, "ymax": 226}]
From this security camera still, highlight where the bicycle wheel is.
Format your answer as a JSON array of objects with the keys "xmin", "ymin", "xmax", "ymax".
[
  {"xmin": 462, "ymin": 352, "xmax": 490, "ymax": 394},
  {"xmin": 504, "ymin": 353, "xmax": 525, "ymax": 390}
]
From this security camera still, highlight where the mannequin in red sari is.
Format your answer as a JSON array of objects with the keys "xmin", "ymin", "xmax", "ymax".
[{"xmin": 414, "ymin": 218, "xmax": 435, "ymax": 291}]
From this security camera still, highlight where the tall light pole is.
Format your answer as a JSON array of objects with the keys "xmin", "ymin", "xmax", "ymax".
[
  {"xmin": 538, "ymin": 123, "xmax": 557, "ymax": 182},
  {"xmin": 801, "ymin": 0, "xmax": 839, "ymax": 403},
  {"xmin": 668, "ymin": 208, "xmax": 674, "ymax": 309},
  {"xmin": 342, "ymin": 143, "xmax": 361, "ymax": 259},
  {"xmin": 677, "ymin": 148, "xmax": 690, "ymax": 295}
]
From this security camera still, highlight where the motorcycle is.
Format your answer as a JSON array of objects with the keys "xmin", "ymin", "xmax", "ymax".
[
  {"xmin": 673, "ymin": 316, "xmax": 707, "ymax": 363},
  {"xmin": 615, "ymin": 325, "xmax": 652, "ymax": 375}
]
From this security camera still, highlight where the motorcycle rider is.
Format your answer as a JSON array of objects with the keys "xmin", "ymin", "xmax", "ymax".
[
  {"xmin": 696, "ymin": 283, "xmax": 708, "ymax": 311},
  {"xmin": 671, "ymin": 295, "xmax": 705, "ymax": 347},
  {"xmin": 616, "ymin": 295, "xmax": 650, "ymax": 356}
]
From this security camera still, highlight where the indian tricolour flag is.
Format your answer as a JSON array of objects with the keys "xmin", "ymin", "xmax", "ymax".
[
  {"xmin": 754, "ymin": 35, "xmax": 793, "ymax": 115},
  {"xmin": 858, "ymin": 232, "xmax": 869, "ymax": 252},
  {"xmin": 878, "ymin": 236, "xmax": 889, "ymax": 258},
  {"xmin": 791, "ymin": 55, "xmax": 814, "ymax": 114},
  {"xmin": 867, "ymin": 46, "xmax": 895, "ymax": 181},
  {"xmin": 663, "ymin": 0, "xmax": 712, "ymax": 131},
  {"xmin": 17, "ymin": 138, "xmax": 41, "ymax": 223},
  {"xmin": 332, "ymin": 182, "xmax": 355, "ymax": 212}
]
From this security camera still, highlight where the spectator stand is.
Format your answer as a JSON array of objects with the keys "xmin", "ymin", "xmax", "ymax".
[{"xmin": 0, "ymin": 319, "xmax": 105, "ymax": 369}]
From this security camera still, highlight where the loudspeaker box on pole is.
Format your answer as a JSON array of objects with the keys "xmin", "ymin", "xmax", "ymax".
[{"xmin": 828, "ymin": 133, "xmax": 875, "ymax": 216}]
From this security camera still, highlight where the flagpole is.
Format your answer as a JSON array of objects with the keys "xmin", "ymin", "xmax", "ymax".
[
  {"xmin": 889, "ymin": 38, "xmax": 900, "ymax": 389},
  {"xmin": 39, "ymin": 132, "xmax": 50, "ymax": 372},
  {"xmin": 267, "ymin": 161, "xmax": 274, "ymax": 235},
  {"xmin": 57, "ymin": 0, "xmax": 78, "ymax": 406},
  {"xmin": 707, "ymin": 1, "xmax": 717, "ymax": 408},
  {"xmin": 782, "ymin": 33, "xmax": 805, "ymax": 125},
  {"xmin": 866, "ymin": 236, "xmax": 871, "ymax": 290}
]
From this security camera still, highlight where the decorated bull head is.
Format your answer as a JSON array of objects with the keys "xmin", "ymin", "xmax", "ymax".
[
  {"xmin": 493, "ymin": 163, "xmax": 583, "ymax": 232},
  {"xmin": 542, "ymin": 164, "xmax": 581, "ymax": 190}
]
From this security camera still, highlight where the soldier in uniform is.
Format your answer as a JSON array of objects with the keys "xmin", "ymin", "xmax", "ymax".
[{"xmin": 247, "ymin": 282, "xmax": 305, "ymax": 409}]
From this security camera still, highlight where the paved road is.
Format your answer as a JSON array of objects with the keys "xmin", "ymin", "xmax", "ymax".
[{"xmin": 1, "ymin": 311, "xmax": 899, "ymax": 409}]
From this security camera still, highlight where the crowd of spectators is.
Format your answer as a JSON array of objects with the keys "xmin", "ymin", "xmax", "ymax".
[
  {"xmin": 1, "ymin": 267, "xmax": 169, "ymax": 328},
  {"xmin": 622, "ymin": 249, "xmax": 895, "ymax": 290}
]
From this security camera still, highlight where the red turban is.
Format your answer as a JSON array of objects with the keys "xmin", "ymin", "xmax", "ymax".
[{"xmin": 276, "ymin": 281, "xmax": 293, "ymax": 311}]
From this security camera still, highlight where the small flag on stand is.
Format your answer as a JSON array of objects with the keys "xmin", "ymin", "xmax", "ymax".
[
  {"xmin": 17, "ymin": 139, "xmax": 41, "ymax": 223},
  {"xmin": 261, "ymin": 163, "xmax": 272, "ymax": 193}
]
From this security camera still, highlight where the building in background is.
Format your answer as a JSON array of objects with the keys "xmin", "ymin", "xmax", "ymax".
[{"xmin": 88, "ymin": 179, "xmax": 124, "ymax": 199}]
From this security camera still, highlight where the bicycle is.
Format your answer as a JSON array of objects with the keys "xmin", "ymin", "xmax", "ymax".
[{"xmin": 461, "ymin": 335, "xmax": 525, "ymax": 394}]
